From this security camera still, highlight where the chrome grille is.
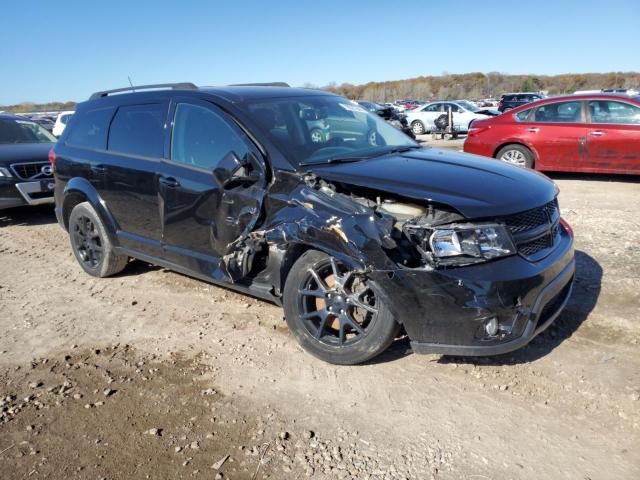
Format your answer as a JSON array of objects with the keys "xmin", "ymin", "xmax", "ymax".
[{"xmin": 10, "ymin": 162, "xmax": 52, "ymax": 180}]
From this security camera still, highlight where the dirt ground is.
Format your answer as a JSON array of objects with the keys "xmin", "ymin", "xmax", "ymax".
[{"xmin": 0, "ymin": 169, "xmax": 639, "ymax": 480}]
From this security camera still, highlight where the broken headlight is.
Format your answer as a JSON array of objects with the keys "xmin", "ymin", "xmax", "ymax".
[{"xmin": 429, "ymin": 224, "xmax": 516, "ymax": 261}]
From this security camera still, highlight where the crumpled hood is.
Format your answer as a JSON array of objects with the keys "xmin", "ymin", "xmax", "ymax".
[
  {"xmin": 0, "ymin": 143, "xmax": 53, "ymax": 166},
  {"xmin": 309, "ymin": 148, "xmax": 557, "ymax": 218}
]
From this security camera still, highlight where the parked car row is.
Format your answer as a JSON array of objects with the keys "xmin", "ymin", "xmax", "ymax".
[{"xmin": 37, "ymin": 82, "xmax": 577, "ymax": 366}]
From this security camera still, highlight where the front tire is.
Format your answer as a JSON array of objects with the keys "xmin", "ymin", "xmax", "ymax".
[
  {"xmin": 283, "ymin": 250, "xmax": 400, "ymax": 365},
  {"xmin": 69, "ymin": 202, "xmax": 128, "ymax": 277},
  {"xmin": 496, "ymin": 144, "xmax": 534, "ymax": 169},
  {"xmin": 411, "ymin": 120, "xmax": 425, "ymax": 135}
]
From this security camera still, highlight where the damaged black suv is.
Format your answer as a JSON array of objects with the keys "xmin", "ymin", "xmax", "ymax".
[{"xmin": 53, "ymin": 83, "xmax": 575, "ymax": 365}]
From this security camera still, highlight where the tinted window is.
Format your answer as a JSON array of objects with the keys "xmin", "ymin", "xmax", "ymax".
[
  {"xmin": 170, "ymin": 103, "xmax": 249, "ymax": 170},
  {"xmin": 108, "ymin": 104, "xmax": 165, "ymax": 158},
  {"xmin": 66, "ymin": 107, "xmax": 114, "ymax": 149},
  {"xmin": 424, "ymin": 103, "xmax": 441, "ymax": 112},
  {"xmin": 588, "ymin": 100, "xmax": 640, "ymax": 124},
  {"xmin": 532, "ymin": 101, "xmax": 582, "ymax": 123}
]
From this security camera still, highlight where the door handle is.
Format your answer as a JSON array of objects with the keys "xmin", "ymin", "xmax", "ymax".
[
  {"xmin": 526, "ymin": 127, "xmax": 540, "ymax": 133},
  {"xmin": 159, "ymin": 176, "xmax": 181, "ymax": 188},
  {"xmin": 590, "ymin": 130, "xmax": 605, "ymax": 136}
]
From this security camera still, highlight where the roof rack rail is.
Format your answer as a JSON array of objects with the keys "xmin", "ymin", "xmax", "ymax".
[
  {"xmin": 229, "ymin": 82, "xmax": 290, "ymax": 87},
  {"xmin": 89, "ymin": 82, "xmax": 198, "ymax": 100}
]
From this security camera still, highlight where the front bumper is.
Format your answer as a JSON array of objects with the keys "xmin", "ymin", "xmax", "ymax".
[
  {"xmin": 0, "ymin": 179, "xmax": 55, "ymax": 209},
  {"xmin": 371, "ymin": 224, "xmax": 575, "ymax": 356}
]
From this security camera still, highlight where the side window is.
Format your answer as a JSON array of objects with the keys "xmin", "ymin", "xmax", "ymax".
[
  {"xmin": 532, "ymin": 101, "xmax": 582, "ymax": 123},
  {"xmin": 65, "ymin": 107, "xmax": 115, "ymax": 149},
  {"xmin": 170, "ymin": 103, "xmax": 250, "ymax": 170},
  {"xmin": 424, "ymin": 103, "xmax": 441, "ymax": 112},
  {"xmin": 445, "ymin": 103, "xmax": 461, "ymax": 113},
  {"xmin": 515, "ymin": 108, "xmax": 533, "ymax": 121},
  {"xmin": 108, "ymin": 104, "xmax": 166, "ymax": 158},
  {"xmin": 588, "ymin": 100, "xmax": 640, "ymax": 124}
]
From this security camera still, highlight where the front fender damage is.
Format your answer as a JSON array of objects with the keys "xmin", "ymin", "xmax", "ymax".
[{"xmin": 230, "ymin": 172, "xmax": 464, "ymax": 304}]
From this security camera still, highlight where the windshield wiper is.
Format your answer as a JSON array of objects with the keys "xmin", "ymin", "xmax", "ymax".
[
  {"xmin": 373, "ymin": 145, "xmax": 422, "ymax": 156},
  {"xmin": 303, "ymin": 145, "xmax": 422, "ymax": 167},
  {"xmin": 303, "ymin": 154, "xmax": 376, "ymax": 166}
]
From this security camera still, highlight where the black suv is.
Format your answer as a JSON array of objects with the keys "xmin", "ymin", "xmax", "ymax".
[
  {"xmin": 53, "ymin": 83, "xmax": 575, "ymax": 365},
  {"xmin": 498, "ymin": 93, "xmax": 545, "ymax": 112}
]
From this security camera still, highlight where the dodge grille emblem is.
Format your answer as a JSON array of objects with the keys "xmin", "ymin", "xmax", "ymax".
[{"xmin": 41, "ymin": 165, "xmax": 53, "ymax": 176}]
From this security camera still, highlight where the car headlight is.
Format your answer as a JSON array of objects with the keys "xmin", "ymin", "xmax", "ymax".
[{"xmin": 429, "ymin": 224, "xmax": 516, "ymax": 261}]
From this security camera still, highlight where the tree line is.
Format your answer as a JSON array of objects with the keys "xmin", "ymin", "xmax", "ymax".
[
  {"xmin": 2, "ymin": 72, "xmax": 639, "ymax": 112},
  {"xmin": 320, "ymin": 71, "xmax": 640, "ymax": 102},
  {"xmin": 0, "ymin": 101, "xmax": 76, "ymax": 113}
]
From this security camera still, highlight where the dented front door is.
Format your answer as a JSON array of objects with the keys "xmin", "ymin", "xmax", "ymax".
[{"xmin": 160, "ymin": 99, "xmax": 266, "ymax": 278}]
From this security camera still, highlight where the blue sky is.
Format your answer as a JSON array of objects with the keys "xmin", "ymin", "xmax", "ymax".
[{"xmin": 1, "ymin": 0, "xmax": 637, "ymax": 104}]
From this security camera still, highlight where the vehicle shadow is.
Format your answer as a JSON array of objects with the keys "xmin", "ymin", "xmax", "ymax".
[
  {"xmin": 117, "ymin": 259, "xmax": 163, "ymax": 276},
  {"xmin": 437, "ymin": 249, "xmax": 602, "ymax": 367},
  {"xmin": 0, "ymin": 205, "xmax": 57, "ymax": 227}
]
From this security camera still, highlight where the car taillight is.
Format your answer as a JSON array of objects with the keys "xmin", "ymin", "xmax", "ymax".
[
  {"xmin": 48, "ymin": 148, "xmax": 56, "ymax": 170},
  {"xmin": 467, "ymin": 125, "xmax": 490, "ymax": 137}
]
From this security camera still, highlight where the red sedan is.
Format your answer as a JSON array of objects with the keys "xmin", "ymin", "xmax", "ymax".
[{"xmin": 463, "ymin": 94, "xmax": 640, "ymax": 174}]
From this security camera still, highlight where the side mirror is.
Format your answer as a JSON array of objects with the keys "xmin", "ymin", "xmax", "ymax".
[{"xmin": 214, "ymin": 151, "xmax": 265, "ymax": 188}]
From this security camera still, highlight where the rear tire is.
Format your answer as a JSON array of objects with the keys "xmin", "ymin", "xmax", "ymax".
[
  {"xmin": 496, "ymin": 144, "xmax": 534, "ymax": 169},
  {"xmin": 69, "ymin": 202, "xmax": 128, "ymax": 277},
  {"xmin": 283, "ymin": 250, "xmax": 400, "ymax": 365}
]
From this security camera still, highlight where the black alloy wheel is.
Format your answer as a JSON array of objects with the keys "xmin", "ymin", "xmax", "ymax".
[
  {"xmin": 297, "ymin": 256, "xmax": 378, "ymax": 346},
  {"xmin": 283, "ymin": 250, "xmax": 400, "ymax": 364},
  {"xmin": 71, "ymin": 214, "xmax": 103, "ymax": 269}
]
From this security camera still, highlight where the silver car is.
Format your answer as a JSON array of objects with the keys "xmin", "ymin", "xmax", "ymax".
[{"xmin": 405, "ymin": 100, "xmax": 494, "ymax": 135}]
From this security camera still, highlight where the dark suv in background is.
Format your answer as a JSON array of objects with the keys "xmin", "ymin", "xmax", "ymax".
[
  {"xmin": 498, "ymin": 93, "xmax": 545, "ymax": 112},
  {"xmin": 53, "ymin": 83, "xmax": 574, "ymax": 365},
  {"xmin": 0, "ymin": 114, "xmax": 56, "ymax": 209}
]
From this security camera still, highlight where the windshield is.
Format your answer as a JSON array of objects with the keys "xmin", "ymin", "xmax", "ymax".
[
  {"xmin": 244, "ymin": 95, "xmax": 418, "ymax": 166},
  {"xmin": 0, "ymin": 118, "xmax": 56, "ymax": 144},
  {"xmin": 457, "ymin": 100, "xmax": 480, "ymax": 112}
]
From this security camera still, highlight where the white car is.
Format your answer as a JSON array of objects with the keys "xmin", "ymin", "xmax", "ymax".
[
  {"xmin": 52, "ymin": 110, "xmax": 74, "ymax": 137},
  {"xmin": 405, "ymin": 100, "xmax": 493, "ymax": 135}
]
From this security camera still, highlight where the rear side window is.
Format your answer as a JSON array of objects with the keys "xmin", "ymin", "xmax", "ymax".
[
  {"xmin": 423, "ymin": 103, "xmax": 441, "ymax": 112},
  {"xmin": 532, "ymin": 101, "xmax": 582, "ymax": 123},
  {"xmin": 170, "ymin": 103, "xmax": 250, "ymax": 170},
  {"xmin": 66, "ymin": 107, "xmax": 115, "ymax": 149},
  {"xmin": 588, "ymin": 100, "xmax": 640, "ymax": 124},
  {"xmin": 108, "ymin": 104, "xmax": 166, "ymax": 158}
]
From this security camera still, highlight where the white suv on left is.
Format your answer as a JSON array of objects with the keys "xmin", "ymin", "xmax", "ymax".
[
  {"xmin": 52, "ymin": 110, "xmax": 74, "ymax": 137},
  {"xmin": 405, "ymin": 100, "xmax": 493, "ymax": 135}
]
